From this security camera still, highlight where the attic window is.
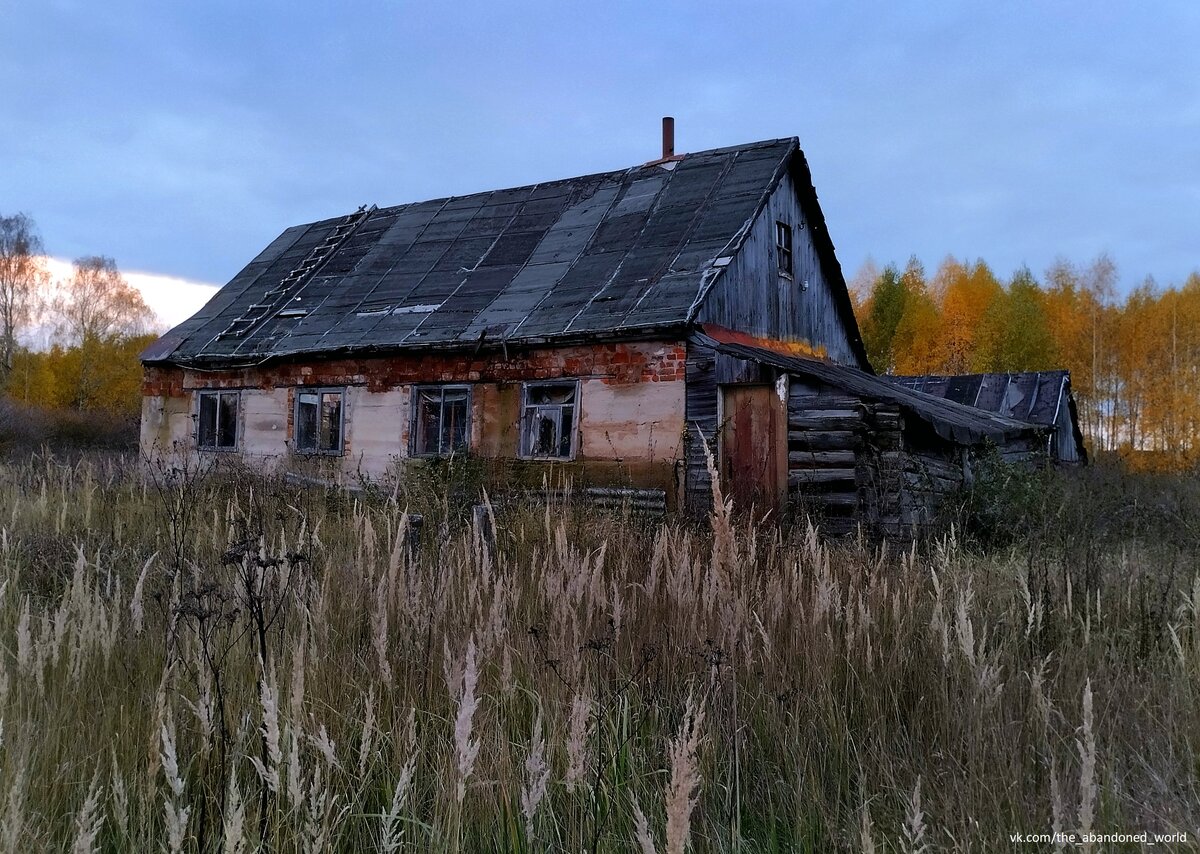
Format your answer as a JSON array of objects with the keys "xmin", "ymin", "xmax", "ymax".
[{"xmin": 775, "ymin": 221, "xmax": 793, "ymax": 277}]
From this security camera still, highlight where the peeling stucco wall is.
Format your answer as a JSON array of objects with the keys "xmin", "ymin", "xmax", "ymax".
[{"xmin": 141, "ymin": 340, "xmax": 688, "ymax": 496}]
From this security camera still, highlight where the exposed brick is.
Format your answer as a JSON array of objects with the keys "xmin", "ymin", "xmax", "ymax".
[{"xmin": 146, "ymin": 340, "xmax": 688, "ymax": 402}]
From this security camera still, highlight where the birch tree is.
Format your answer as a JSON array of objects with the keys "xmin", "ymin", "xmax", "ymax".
[
  {"xmin": 0, "ymin": 213, "xmax": 48, "ymax": 382},
  {"xmin": 53, "ymin": 255, "xmax": 153, "ymax": 345}
]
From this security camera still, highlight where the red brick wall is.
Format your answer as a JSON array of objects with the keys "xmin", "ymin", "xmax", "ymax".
[{"xmin": 143, "ymin": 340, "xmax": 688, "ymax": 396}]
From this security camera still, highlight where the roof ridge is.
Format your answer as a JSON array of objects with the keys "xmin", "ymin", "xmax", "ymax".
[{"xmin": 304, "ymin": 139, "xmax": 802, "ymax": 227}]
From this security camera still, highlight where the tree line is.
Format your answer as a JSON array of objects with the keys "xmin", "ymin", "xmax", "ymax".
[
  {"xmin": 852, "ymin": 255, "xmax": 1200, "ymax": 467},
  {"xmin": 0, "ymin": 212, "xmax": 156, "ymax": 417}
]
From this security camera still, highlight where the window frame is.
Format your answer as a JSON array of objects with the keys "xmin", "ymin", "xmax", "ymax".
[
  {"xmin": 195, "ymin": 389, "xmax": 241, "ymax": 452},
  {"xmin": 518, "ymin": 379, "xmax": 580, "ymax": 461},
  {"xmin": 292, "ymin": 386, "xmax": 346, "ymax": 456},
  {"xmin": 775, "ymin": 220, "xmax": 794, "ymax": 278},
  {"xmin": 410, "ymin": 384, "xmax": 473, "ymax": 458}
]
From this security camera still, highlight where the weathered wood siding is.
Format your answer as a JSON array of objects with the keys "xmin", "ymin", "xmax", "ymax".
[
  {"xmin": 786, "ymin": 380, "xmax": 868, "ymax": 534},
  {"xmin": 684, "ymin": 342, "xmax": 781, "ymax": 514},
  {"xmin": 684, "ymin": 343, "xmax": 720, "ymax": 515},
  {"xmin": 685, "ymin": 336, "xmax": 1041, "ymax": 537},
  {"xmin": 695, "ymin": 170, "xmax": 862, "ymax": 367},
  {"xmin": 786, "ymin": 382, "xmax": 968, "ymax": 537}
]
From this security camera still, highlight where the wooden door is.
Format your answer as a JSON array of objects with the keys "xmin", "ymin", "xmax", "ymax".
[{"xmin": 720, "ymin": 385, "xmax": 786, "ymax": 517}]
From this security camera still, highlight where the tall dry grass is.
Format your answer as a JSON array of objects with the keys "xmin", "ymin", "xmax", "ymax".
[{"xmin": 0, "ymin": 452, "xmax": 1195, "ymax": 851}]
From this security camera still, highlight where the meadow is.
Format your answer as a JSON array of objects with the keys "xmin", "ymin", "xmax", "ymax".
[{"xmin": 0, "ymin": 452, "xmax": 1196, "ymax": 852}]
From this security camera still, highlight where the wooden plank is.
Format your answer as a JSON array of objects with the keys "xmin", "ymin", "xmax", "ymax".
[
  {"xmin": 788, "ymin": 450, "xmax": 856, "ymax": 466},
  {"xmin": 802, "ymin": 492, "xmax": 859, "ymax": 508},
  {"xmin": 788, "ymin": 430, "xmax": 859, "ymax": 450},
  {"xmin": 789, "ymin": 468, "xmax": 857, "ymax": 486},
  {"xmin": 790, "ymin": 407, "xmax": 861, "ymax": 420},
  {"xmin": 685, "ymin": 341, "xmax": 720, "ymax": 515},
  {"xmin": 789, "ymin": 415, "xmax": 863, "ymax": 431},
  {"xmin": 788, "ymin": 395, "xmax": 862, "ymax": 410}
]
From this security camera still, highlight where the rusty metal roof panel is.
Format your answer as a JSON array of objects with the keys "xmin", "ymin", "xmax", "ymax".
[{"xmin": 146, "ymin": 138, "xmax": 803, "ymax": 365}]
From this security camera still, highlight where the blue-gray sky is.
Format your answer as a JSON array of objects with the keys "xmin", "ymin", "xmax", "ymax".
[{"xmin": 2, "ymin": 0, "xmax": 1197, "ymax": 318}]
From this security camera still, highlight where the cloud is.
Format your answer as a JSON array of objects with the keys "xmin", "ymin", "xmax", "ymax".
[{"xmin": 42, "ymin": 257, "xmax": 218, "ymax": 329}]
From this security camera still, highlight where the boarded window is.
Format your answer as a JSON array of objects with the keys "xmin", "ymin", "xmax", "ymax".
[
  {"xmin": 197, "ymin": 390, "xmax": 239, "ymax": 450},
  {"xmin": 413, "ymin": 386, "xmax": 470, "ymax": 456},
  {"xmin": 775, "ymin": 221, "xmax": 793, "ymax": 277},
  {"xmin": 295, "ymin": 388, "xmax": 344, "ymax": 454},
  {"xmin": 520, "ymin": 381, "xmax": 577, "ymax": 459}
]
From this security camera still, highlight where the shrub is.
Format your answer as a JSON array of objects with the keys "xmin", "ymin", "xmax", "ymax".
[{"xmin": 0, "ymin": 399, "xmax": 138, "ymax": 454}]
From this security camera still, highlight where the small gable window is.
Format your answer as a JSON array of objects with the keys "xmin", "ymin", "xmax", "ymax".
[
  {"xmin": 775, "ymin": 221, "xmax": 793, "ymax": 277},
  {"xmin": 520, "ymin": 381, "xmax": 578, "ymax": 460},
  {"xmin": 295, "ymin": 388, "xmax": 344, "ymax": 454},
  {"xmin": 197, "ymin": 390, "xmax": 239, "ymax": 450},
  {"xmin": 413, "ymin": 385, "xmax": 470, "ymax": 457}
]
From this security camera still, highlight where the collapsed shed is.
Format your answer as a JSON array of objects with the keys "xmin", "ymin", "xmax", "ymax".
[
  {"xmin": 888, "ymin": 372, "xmax": 1087, "ymax": 464},
  {"xmin": 685, "ymin": 332, "xmax": 1046, "ymax": 535}
]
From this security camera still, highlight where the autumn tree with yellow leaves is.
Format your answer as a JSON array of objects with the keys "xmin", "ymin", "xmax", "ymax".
[
  {"xmin": 0, "ymin": 214, "xmax": 158, "ymax": 424},
  {"xmin": 856, "ymin": 254, "xmax": 1200, "ymax": 468}
]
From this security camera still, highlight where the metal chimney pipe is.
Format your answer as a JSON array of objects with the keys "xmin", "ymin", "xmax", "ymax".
[{"xmin": 662, "ymin": 116, "xmax": 675, "ymax": 160}]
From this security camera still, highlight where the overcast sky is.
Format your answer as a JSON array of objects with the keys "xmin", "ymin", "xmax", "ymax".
[{"xmin": 2, "ymin": 2, "xmax": 1197, "ymax": 326}]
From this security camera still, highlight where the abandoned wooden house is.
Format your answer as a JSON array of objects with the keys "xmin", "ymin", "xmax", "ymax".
[
  {"xmin": 887, "ymin": 371, "xmax": 1087, "ymax": 464},
  {"xmin": 140, "ymin": 121, "xmax": 1058, "ymax": 533}
]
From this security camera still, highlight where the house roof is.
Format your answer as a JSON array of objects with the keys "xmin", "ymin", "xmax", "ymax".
[
  {"xmin": 696, "ymin": 335, "xmax": 1044, "ymax": 446},
  {"xmin": 145, "ymin": 137, "xmax": 839, "ymax": 367},
  {"xmin": 886, "ymin": 371, "xmax": 1066, "ymax": 425},
  {"xmin": 887, "ymin": 371, "xmax": 1087, "ymax": 460}
]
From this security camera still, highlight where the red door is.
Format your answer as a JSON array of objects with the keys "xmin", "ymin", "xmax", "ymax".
[{"xmin": 720, "ymin": 385, "xmax": 785, "ymax": 518}]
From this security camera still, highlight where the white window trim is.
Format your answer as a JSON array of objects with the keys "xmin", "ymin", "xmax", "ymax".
[{"xmin": 518, "ymin": 379, "xmax": 580, "ymax": 461}]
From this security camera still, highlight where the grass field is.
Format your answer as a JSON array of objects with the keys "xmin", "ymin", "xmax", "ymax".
[{"xmin": 0, "ymin": 452, "xmax": 1196, "ymax": 851}]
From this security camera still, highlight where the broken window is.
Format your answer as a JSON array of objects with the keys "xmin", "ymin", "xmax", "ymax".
[
  {"xmin": 520, "ymin": 381, "xmax": 577, "ymax": 459},
  {"xmin": 294, "ymin": 388, "xmax": 344, "ymax": 454},
  {"xmin": 775, "ymin": 220, "xmax": 793, "ymax": 277},
  {"xmin": 197, "ymin": 390, "xmax": 239, "ymax": 450},
  {"xmin": 413, "ymin": 385, "xmax": 470, "ymax": 457}
]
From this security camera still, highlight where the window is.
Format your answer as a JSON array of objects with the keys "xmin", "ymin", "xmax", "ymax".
[
  {"xmin": 775, "ymin": 221, "xmax": 793, "ymax": 277},
  {"xmin": 520, "ymin": 381, "xmax": 578, "ymax": 459},
  {"xmin": 197, "ymin": 390, "xmax": 239, "ymax": 450},
  {"xmin": 412, "ymin": 385, "xmax": 470, "ymax": 456},
  {"xmin": 294, "ymin": 388, "xmax": 344, "ymax": 454}
]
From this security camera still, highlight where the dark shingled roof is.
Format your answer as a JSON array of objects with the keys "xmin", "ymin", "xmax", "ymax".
[
  {"xmin": 888, "ymin": 371, "xmax": 1087, "ymax": 461},
  {"xmin": 144, "ymin": 138, "xmax": 805, "ymax": 366},
  {"xmin": 697, "ymin": 336, "xmax": 1044, "ymax": 446},
  {"xmin": 887, "ymin": 372, "xmax": 1067, "ymax": 426}
]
